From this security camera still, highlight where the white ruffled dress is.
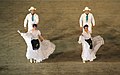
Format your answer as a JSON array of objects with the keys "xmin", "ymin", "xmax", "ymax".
[
  {"xmin": 78, "ymin": 34, "xmax": 104, "ymax": 61},
  {"xmin": 18, "ymin": 30, "xmax": 55, "ymax": 62}
]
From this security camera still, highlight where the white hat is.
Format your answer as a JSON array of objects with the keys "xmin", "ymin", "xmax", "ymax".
[
  {"xmin": 28, "ymin": 6, "xmax": 36, "ymax": 11},
  {"xmin": 83, "ymin": 7, "xmax": 91, "ymax": 11}
]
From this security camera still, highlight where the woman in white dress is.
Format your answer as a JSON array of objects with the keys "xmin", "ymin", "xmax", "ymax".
[
  {"xmin": 17, "ymin": 24, "xmax": 55, "ymax": 63},
  {"xmin": 78, "ymin": 25, "xmax": 104, "ymax": 63}
]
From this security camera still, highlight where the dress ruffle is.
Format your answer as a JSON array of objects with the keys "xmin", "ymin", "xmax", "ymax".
[
  {"xmin": 78, "ymin": 35, "xmax": 104, "ymax": 61},
  {"xmin": 18, "ymin": 32, "xmax": 55, "ymax": 62}
]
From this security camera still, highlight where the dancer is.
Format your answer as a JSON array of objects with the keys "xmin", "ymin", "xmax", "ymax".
[
  {"xmin": 78, "ymin": 25, "xmax": 104, "ymax": 63},
  {"xmin": 24, "ymin": 6, "xmax": 39, "ymax": 32},
  {"xmin": 79, "ymin": 7, "xmax": 95, "ymax": 33},
  {"xmin": 18, "ymin": 24, "xmax": 55, "ymax": 63}
]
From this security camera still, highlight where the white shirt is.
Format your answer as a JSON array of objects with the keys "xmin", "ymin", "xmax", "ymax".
[
  {"xmin": 24, "ymin": 13, "xmax": 39, "ymax": 31},
  {"xmin": 79, "ymin": 13, "xmax": 95, "ymax": 33},
  {"xmin": 29, "ymin": 30, "xmax": 41, "ymax": 39},
  {"xmin": 82, "ymin": 31, "xmax": 91, "ymax": 39}
]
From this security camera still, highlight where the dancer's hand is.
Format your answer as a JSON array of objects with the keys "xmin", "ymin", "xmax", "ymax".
[
  {"xmin": 17, "ymin": 30, "xmax": 20, "ymax": 33},
  {"xmin": 41, "ymin": 38, "xmax": 45, "ymax": 42},
  {"xmin": 93, "ymin": 25, "xmax": 95, "ymax": 27}
]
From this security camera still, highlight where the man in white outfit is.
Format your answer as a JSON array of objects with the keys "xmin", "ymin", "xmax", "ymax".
[
  {"xmin": 24, "ymin": 6, "xmax": 39, "ymax": 32},
  {"xmin": 79, "ymin": 7, "xmax": 95, "ymax": 33}
]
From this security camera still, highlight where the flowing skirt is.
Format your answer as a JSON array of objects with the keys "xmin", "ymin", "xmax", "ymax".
[
  {"xmin": 18, "ymin": 31, "xmax": 56, "ymax": 62},
  {"xmin": 78, "ymin": 35, "xmax": 104, "ymax": 61}
]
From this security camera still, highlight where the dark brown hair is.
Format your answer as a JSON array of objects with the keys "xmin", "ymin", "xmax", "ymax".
[
  {"xmin": 84, "ymin": 25, "xmax": 88, "ymax": 29},
  {"xmin": 33, "ymin": 24, "xmax": 37, "ymax": 27}
]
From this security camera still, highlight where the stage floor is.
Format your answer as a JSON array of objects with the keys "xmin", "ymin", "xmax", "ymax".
[{"xmin": 0, "ymin": 0, "xmax": 120, "ymax": 75}]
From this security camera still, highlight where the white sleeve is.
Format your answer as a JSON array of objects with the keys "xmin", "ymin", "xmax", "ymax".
[
  {"xmin": 79, "ymin": 14, "xmax": 83, "ymax": 27},
  {"xmin": 91, "ymin": 14, "xmax": 95, "ymax": 26},
  {"xmin": 24, "ymin": 15, "xmax": 28, "ymax": 28},
  {"xmin": 78, "ymin": 35, "xmax": 85, "ymax": 44},
  {"xmin": 36, "ymin": 14, "xmax": 39, "ymax": 24},
  {"xmin": 38, "ymin": 30, "xmax": 41, "ymax": 36}
]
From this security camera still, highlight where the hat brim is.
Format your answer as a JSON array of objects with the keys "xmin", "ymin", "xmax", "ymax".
[
  {"xmin": 83, "ymin": 9, "xmax": 91, "ymax": 11},
  {"xmin": 28, "ymin": 8, "xmax": 36, "ymax": 11}
]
